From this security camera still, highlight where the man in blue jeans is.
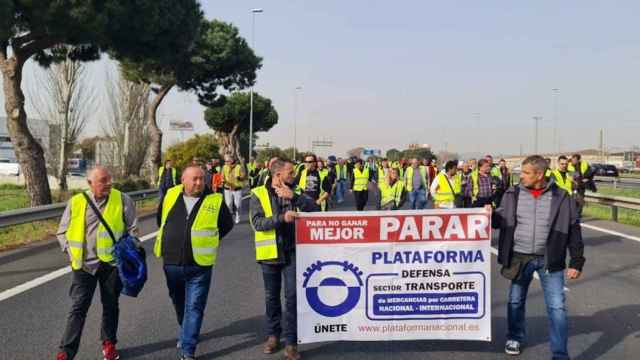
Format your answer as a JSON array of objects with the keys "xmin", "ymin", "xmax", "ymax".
[
  {"xmin": 250, "ymin": 159, "xmax": 319, "ymax": 360},
  {"xmin": 492, "ymin": 155, "xmax": 585, "ymax": 360},
  {"xmin": 404, "ymin": 158, "xmax": 428, "ymax": 209},
  {"xmin": 155, "ymin": 166, "xmax": 234, "ymax": 360}
]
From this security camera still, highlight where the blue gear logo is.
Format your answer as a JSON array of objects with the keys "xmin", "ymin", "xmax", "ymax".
[{"xmin": 302, "ymin": 260, "xmax": 364, "ymax": 317}]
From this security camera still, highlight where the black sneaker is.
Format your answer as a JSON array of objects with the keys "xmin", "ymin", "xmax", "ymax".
[{"xmin": 505, "ymin": 340, "xmax": 521, "ymax": 355}]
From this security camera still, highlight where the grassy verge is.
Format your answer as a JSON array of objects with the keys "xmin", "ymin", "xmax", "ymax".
[
  {"xmin": 595, "ymin": 185, "xmax": 640, "ymax": 199},
  {"xmin": 0, "ymin": 198, "xmax": 159, "ymax": 252},
  {"xmin": 583, "ymin": 203, "xmax": 640, "ymax": 227},
  {"xmin": 0, "ymin": 220, "xmax": 59, "ymax": 251}
]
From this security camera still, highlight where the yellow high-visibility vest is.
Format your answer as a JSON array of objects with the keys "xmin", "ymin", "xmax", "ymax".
[
  {"xmin": 223, "ymin": 164, "xmax": 244, "ymax": 188},
  {"xmin": 66, "ymin": 190, "xmax": 125, "ymax": 270},
  {"xmin": 353, "ymin": 168, "xmax": 370, "ymax": 191},
  {"xmin": 335, "ymin": 164, "xmax": 348, "ymax": 180},
  {"xmin": 379, "ymin": 180, "xmax": 404, "ymax": 209},
  {"xmin": 552, "ymin": 169, "xmax": 573, "ymax": 194},
  {"xmin": 158, "ymin": 166, "xmax": 177, "ymax": 185},
  {"xmin": 378, "ymin": 167, "xmax": 391, "ymax": 182},
  {"xmin": 433, "ymin": 172, "xmax": 461, "ymax": 208},
  {"xmin": 154, "ymin": 185, "xmax": 222, "ymax": 266},
  {"xmin": 405, "ymin": 166, "xmax": 427, "ymax": 191},
  {"xmin": 568, "ymin": 160, "xmax": 589, "ymax": 176},
  {"xmin": 250, "ymin": 186, "xmax": 278, "ymax": 260}
]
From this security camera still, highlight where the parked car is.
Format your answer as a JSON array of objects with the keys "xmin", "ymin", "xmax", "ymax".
[
  {"xmin": 0, "ymin": 159, "xmax": 20, "ymax": 176},
  {"xmin": 590, "ymin": 163, "xmax": 619, "ymax": 177}
]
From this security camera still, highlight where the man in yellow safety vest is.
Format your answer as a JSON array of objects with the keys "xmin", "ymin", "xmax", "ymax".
[
  {"xmin": 222, "ymin": 155, "xmax": 246, "ymax": 224},
  {"xmin": 552, "ymin": 156, "xmax": 575, "ymax": 196},
  {"xmin": 250, "ymin": 159, "xmax": 318, "ymax": 360},
  {"xmin": 56, "ymin": 167, "xmax": 138, "ymax": 360},
  {"xmin": 158, "ymin": 159, "xmax": 179, "ymax": 197},
  {"xmin": 404, "ymin": 158, "xmax": 428, "ymax": 209},
  {"xmin": 295, "ymin": 154, "xmax": 332, "ymax": 211},
  {"xmin": 430, "ymin": 160, "xmax": 462, "ymax": 209},
  {"xmin": 350, "ymin": 158, "xmax": 372, "ymax": 211},
  {"xmin": 155, "ymin": 166, "xmax": 234, "ymax": 359}
]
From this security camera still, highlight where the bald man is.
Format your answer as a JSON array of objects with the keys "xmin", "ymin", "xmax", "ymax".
[
  {"xmin": 155, "ymin": 166, "xmax": 234, "ymax": 360},
  {"xmin": 56, "ymin": 167, "xmax": 138, "ymax": 360}
]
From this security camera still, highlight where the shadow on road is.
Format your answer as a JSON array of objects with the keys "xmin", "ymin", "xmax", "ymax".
[
  {"xmin": 119, "ymin": 315, "xmax": 264, "ymax": 359},
  {"xmin": 301, "ymin": 304, "xmax": 640, "ymax": 360}
]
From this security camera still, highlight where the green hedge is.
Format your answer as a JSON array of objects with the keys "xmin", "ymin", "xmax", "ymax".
[{"xmin": 112, "ymin": 178, "xmax": 151, "ymax": 193}]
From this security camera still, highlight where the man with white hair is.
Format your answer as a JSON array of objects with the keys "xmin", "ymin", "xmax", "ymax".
[
  {"xmin": 222, "ymin": 155, "xmax": 246, "ymax": 224},
  {"xmin": 56, "ymin": 167, "xmax": 138, "ymax": 360}
]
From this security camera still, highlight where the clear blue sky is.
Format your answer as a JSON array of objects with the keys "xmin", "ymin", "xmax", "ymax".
[{"xmin": 9, "ymin": 1, "xmax": 640, "ymax": 157}]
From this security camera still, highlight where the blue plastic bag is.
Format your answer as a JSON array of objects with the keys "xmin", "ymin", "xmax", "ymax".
[{"xmin": 113, "ymin": 233, "xmax": 147, "ymax": 297}]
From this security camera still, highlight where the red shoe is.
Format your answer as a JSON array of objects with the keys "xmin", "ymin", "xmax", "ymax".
[
  {"xmin": 56, "ymin": 352, "xmax": 68, "ymax": 360},
  {"xmin": 102, "ymin": 340, "xmax": 120, "ymax": 360}
]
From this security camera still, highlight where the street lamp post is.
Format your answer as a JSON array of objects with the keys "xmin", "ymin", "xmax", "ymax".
[
  {"xmin": 533, "ymin": 116, "xmax": 543, "ymax": 154},
  {"xmin": 552, "ymin": 88, "xmax": 559, "ymax": 154},
  {"xmin": 293, "ymin": 86, "xmax": 302, "ymax": 161},
  {"xmin": 248, "ymin": 8, "xmax": 263, "ymax": 164}
]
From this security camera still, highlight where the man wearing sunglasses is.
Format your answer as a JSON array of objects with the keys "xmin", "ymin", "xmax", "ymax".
[{"xmin": 294, "ymin": 154, "xmax": 331, "ymax": 208}]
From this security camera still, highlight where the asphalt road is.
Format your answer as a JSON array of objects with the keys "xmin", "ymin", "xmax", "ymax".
[{"xmin": 0, "ymin": 192, "xmax": 639, "ymax": 360}]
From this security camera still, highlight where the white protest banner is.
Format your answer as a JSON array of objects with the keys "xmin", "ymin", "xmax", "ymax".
[{"xmin": 295, "ymin": 208, "xmax": 491, "ymax": 344}]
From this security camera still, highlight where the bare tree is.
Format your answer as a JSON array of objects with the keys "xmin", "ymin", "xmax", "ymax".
[
  {"xmin": 28, "ymin": 46, "xmax": 95, "ymax": 191},
  {"xmin": 103, "ymin": 66, "xmax": 151, "ymax": 178}
]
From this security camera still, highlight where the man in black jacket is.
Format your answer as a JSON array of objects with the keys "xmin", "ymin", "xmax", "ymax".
[
  {"xmin": 155, "ymin": 166, "xmax": 234, "ymax": 360},
  {"xmin": 250, "ymin": 159, "xmax": 319, "ymax": 360},
  {"xmin": 491, "ymin": 155, "xmax": 585, "ymax": 360}
]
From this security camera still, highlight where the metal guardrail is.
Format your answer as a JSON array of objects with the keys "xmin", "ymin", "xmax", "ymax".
[
  {"xmin": 0, "ymin": 189, "xmax": 159, "ymax": 228},
  {"xmin": 585, "ymin": 192, "xmax": 640, "ymax": 222},
  {"xmin": 593, "ymin": 176, "xmax": 640, "ymax": 189}
]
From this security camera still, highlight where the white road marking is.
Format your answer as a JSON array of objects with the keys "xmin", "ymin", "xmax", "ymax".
[
  {"xmin": 581, "ymin": 223, "xmax": 640, "ymax": 243},
  {"xmin": 2, "ymin": 218, "xmax": 638, "ymax": 303},
  {"xmin": 0, "ymin": 231, "xmax": 158, "ymax": 303}
]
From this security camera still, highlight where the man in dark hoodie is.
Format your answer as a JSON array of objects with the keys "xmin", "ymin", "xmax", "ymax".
[
  {"xmin": 491, "ymin": 155, "xmax": 585, "ymax": 360},
  {"xmin": 250, "ymin": 159, "xmax": 319, "ymax": 360}
]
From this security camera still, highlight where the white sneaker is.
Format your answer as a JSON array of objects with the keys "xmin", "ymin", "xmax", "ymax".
[
  {"xmin": 504, "ymin": 340, "xmax": 521, "ymax": 355},
  {"xmin": 235, "ymin": 213, "xmax": 240, "ymax": 224}
]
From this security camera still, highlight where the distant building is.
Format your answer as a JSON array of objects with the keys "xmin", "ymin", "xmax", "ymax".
[
  {"xmin": 0, "ymin": 116, "xmax": 50, "ymax": 162},
  {"xmin": 408, "ymin": 143, "xmax": 431, "ymax": 150}
]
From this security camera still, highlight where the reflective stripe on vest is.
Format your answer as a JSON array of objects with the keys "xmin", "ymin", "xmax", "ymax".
[
  {"xmin": 154, "ymin": 185, "xmax": 222, "ymax": 266},
  {"xmin": 353, "ymin": 168, "xmax": 369, "ymax": 191},
  {"xmin": 250, "ymin": 186, "xmax": 278, "ymax": 260},
  {"xmin": 552, "ymin": 169, "xmax": 573, "ymax": 194},
  {"xmin": 66, "ymin": 189, "xmax": 125, "ymax": 270}
]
